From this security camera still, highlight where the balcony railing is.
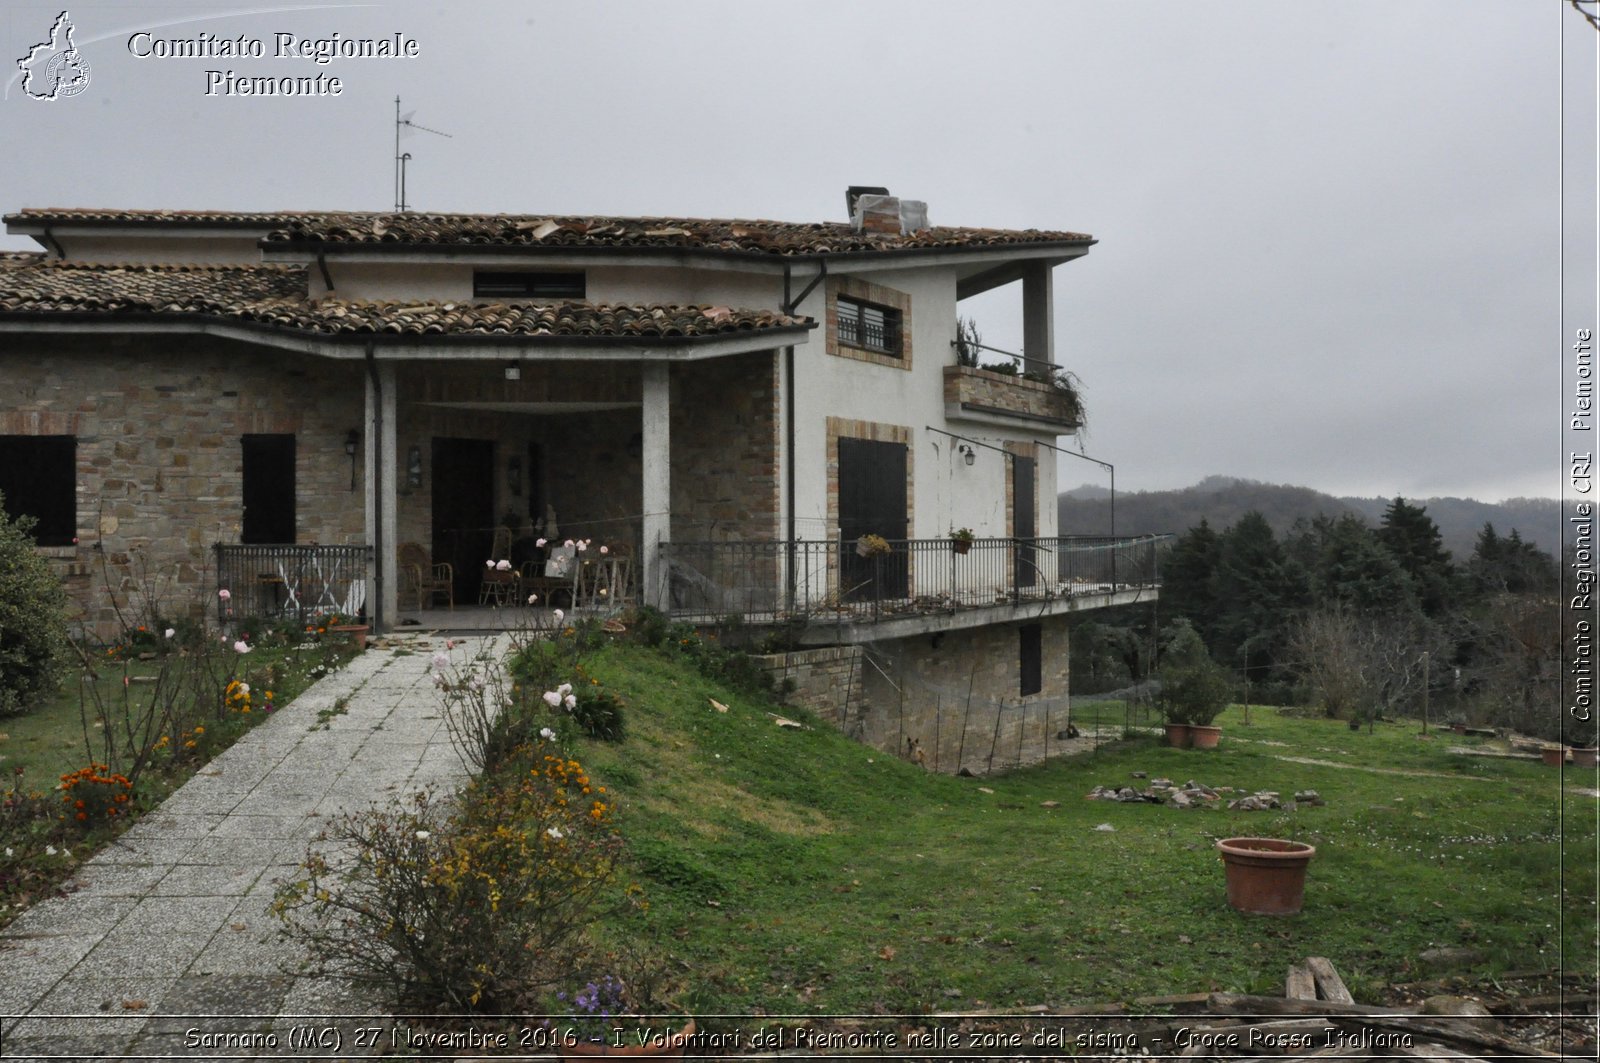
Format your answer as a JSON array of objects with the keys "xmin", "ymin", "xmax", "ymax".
[
  {"xmin": 661, "ymin": 535, "xmax": 1164, "ymax": 625},
  {"xmin": 214, "ymin": 543, "xmax": 371, "ymax": 625}
]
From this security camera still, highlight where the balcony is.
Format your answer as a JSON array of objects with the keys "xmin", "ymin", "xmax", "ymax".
[
  {"xmin": 944, "ymin": 336, "xmax": 1082, "ymax": 430},
  {"xmin": 662, "ymin": 535, "xmax": 1165, "ymax": 643}
]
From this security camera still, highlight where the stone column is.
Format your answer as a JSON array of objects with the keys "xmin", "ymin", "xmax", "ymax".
[
  {"xmin": 641, "ymin": 362, "xmax": 671, "ymax": 610},
  {"xmin": 364, "ymin": 361, "xmax": 399, "ymax": 630},
  {"xmin": 1022, "ymin": 261, "xmax": 1055, "ymax": 372}
]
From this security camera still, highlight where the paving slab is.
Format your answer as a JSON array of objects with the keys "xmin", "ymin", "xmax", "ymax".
[{"xmin": 0, "ymin": 635, "xmax": 495, "ymax": 1056}]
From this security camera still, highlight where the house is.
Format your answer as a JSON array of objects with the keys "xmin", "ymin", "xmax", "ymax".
[{"xmin": 0, "ymin": 192, "xmax": 1160, "ymax": 773}]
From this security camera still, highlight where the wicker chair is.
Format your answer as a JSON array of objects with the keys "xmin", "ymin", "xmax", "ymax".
[{"xmin": 399, "ymin": 542, "xmax": 453, "ymax": 610}]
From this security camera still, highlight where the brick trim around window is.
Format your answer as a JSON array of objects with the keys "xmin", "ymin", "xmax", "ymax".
[{"xmin": 826, "ymin": 276, "xmax": 912, "ymax": 370}]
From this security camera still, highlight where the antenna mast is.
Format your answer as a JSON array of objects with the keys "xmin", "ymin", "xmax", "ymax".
[{"xmin": 393, "ymin": 96, "xmax": 453, "ymax": 212}]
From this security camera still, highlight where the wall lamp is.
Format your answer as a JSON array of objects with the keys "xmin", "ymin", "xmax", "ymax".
[
  {"xmin": 958, "ymin": 444, "xmax": 976, "ymax": 467},
  {"xmin": 406, "ymin": 445, "xmax": 423, "ymax": 489},
  {"xmin": 344, "ymin": 429, "xmax": 360, "ymax": 491}
]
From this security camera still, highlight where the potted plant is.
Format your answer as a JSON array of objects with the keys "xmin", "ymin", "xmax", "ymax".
[
  {"xmin": 855, "ymin": 533, "xmax": 891, "ymax": 559},
  {"xmin": 949, "ymin": 528, "xmax": 975, "ymax": 555},
  {"xmin": 1541, "ymin": 745, "xmax": 1567, "ymax": 767},
  {"xmin": 1216, "ymin": 837, "xmax": 1316, "ymax": 915},
  {"xmin": 1154, "ymin": 622, "xmax": 1233, "ymax": 750},
  {"xmin": 1574, "ymin": 745, "xmax": 1599, "ymax": 769}
]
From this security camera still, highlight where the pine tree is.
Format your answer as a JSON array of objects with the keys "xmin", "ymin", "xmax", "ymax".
[
  {"xmin": 1208, "ymin": 511, "xmax": 1307, "ymax": 679},
  {"xmin": 1316, "ymin": 513, "xmax": 1417, "ymax": 616},
  {"xmin": 1161, "ymin": 519, "xmax": 1222, "ymax": 644},
  {"xmin": 1376, "ymin": 497, "xmax": 1456, "ymax": 615}
]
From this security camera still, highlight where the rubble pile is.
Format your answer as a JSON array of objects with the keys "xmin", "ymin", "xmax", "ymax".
[{"xmin": 1085, "ymin": 775, "xmax": 1326, "ymax": 811}]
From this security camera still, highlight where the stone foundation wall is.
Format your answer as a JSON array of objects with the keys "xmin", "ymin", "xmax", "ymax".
[
  {"xmin": 753, "ymin": 645, "xmax": 863, "ymax": 730},
  {"xmin": 1, "ymin": 335, "xmax": 365, "ymax": 639},
  {"xmin": 671, "ymin": 354, "xmax": 780, "ymax": 543},
  {"xmin": 757, "ymin": 617, "xmax": 1072, "ymax": 776}
]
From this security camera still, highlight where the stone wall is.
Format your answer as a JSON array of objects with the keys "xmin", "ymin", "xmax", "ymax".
[
  {"xmin": 943, "ymin": 365, "xmax": 1078, "ymax": 428},
  {"xmin": 753, "ymin": 645, "xmax": 863, "ymax": 729},
  {"xmin": 757, "ymin": 616, "xmax": 1073, "ymax": 776},
  {"xmin": 671, "ymin": 353, "xmax": 780, "ymax": 543},
  {"xmin": 1, "ymin": 334, "xmax": 365, "ymax": 639}
]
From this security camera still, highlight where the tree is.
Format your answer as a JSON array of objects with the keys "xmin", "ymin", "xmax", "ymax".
[
  {"xmin": 1209, "ymin": 511, "xmax": 1307, "ymax": 679},
  {"xmin": 1468, "ymin": 523, "xmax": 1558, "ymax": 597},
  {"xmin": 1161, "ymin": 519, "xmax": 1222, "ymax": 643},
  {"xmin": 1288, "ymin": 606, "xmax": 1448, "ymax": 727},
  {"xmin": 1314, "ymin": 513, "xmax": 1417, "ymax": 616},
  {"xmin": 1376, "ymin": 497, "xmax": 1457, "ymax": 616},
  {"xmin": 0, "ymin": 492, "xmax": 70, "ymax": 716}
]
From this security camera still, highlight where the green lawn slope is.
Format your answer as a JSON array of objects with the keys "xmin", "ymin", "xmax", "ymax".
[{"xmin": 572, "ymin": 643, "xmax": 1594, "ymax": 1015}]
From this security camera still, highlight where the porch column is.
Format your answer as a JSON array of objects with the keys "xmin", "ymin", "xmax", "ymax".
[
  {"xmin": 1022, "ymin": 261, "xmax": 1055, "ymax": 371},
  {"xmin": 641, "ymin": 361, "xmax": 671, "ymax": 610},
  {"xmin": 364, "ymin": 361, "xmax": 399, "ymax": 631}
]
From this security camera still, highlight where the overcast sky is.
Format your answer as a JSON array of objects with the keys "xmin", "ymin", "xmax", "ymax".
[{"xmin": 2, "ymin": 1, "xmax": 1594, "ymax": 504}]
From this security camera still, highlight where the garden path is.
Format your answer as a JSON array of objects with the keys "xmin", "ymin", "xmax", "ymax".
[{"xmin": 0, "ymin": 635, "xmax": 498, "ymax": 1060}]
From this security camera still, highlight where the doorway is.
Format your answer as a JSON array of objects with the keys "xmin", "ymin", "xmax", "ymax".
[
  {"xmin": 431, "ymin": 437, "xmax": 495, "ymax": 601},
  {"xmin": 241, "ymin": 434, "xmax": 296, "ymax": 544},
  {"xmin": 837, "ymin": 436, "xmax": 909, "ymax": 601}
]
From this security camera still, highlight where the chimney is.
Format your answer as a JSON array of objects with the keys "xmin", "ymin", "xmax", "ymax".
[
  {"xmin": 846, "ymin": 185, "xmax": 890, "ymax": 220},
  {"xmin": 847, "ymin": 186, "xmax": 929, "ymax": 234}
]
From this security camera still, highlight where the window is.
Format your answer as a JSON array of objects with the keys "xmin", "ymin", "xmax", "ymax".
[
  {"xmin": 836, "ymin": 296, "xmax": 902, "ymax": 356},
  {"xmin": 1019, "ymin": 623, "xmax": 1043, "ymax": 697},
  {"xmin": 0, "ymin": 435, "xmax": 75, "ymax": 545},
  {"xmin": 473, "ymin": 271, "xmax": 586, "ymax": 299}
]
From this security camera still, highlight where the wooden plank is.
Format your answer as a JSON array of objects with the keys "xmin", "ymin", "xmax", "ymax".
[
  {"xmin": 1306, "ymin": 956, "xmax": 1355, "ymax": 1004},
  {"xmin": 1205, "ymin": 997, "xmax": 1561, "ymax": 1057},
  {"xmin": 1286, "ymin": 962, "xmax": 1318, "ymax": 1001}
]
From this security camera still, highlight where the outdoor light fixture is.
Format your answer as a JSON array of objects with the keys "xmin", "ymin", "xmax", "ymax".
[
  {"xmin": 504, "ymin": 362, "xmax": 521, "ymax": 381},
  {"xmin": 344, "ymin": 429, "xmax": 360, "ymax": 491},
  {"xmin": 959, "ymin": 444, "xmax": 976, "ymax": 466},
  {"xmin": 406, "ymin": 445, "xmax": 423, "ymax": 489}
]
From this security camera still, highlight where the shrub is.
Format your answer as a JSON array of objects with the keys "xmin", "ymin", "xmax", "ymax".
[
  {"xmin": 0, "ymin": 497, "xmax": 69, "ymax": 716},
  {"xmin": 1155, "ymin": 623, "xmax": 1235, "ymax": 727},
  {"xmin": 273, "ymin": 744, "xmax": 628, "ymax": 1013}
]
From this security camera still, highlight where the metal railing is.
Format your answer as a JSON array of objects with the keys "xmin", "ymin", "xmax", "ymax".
[
  {"xmin": 951, "ymin": 338, "xmax": 1061, "ymax": 382},
  {"xmin": 662, "ymin": 534, "xmax": 1165, "ymax": 624},
  {"xmin": 215, "ymin": 543, "xmax": 371, "ymax": 625}
]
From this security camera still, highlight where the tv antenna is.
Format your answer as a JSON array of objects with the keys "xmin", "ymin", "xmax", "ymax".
[{"xmin": 393, "ymin": 97, "xmax": 452, "ymax": 212}]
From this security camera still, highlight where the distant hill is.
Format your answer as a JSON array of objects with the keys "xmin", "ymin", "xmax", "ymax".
[{"xmin": 1058, "ymin": 476, "xmax": 1564, "ymax": 558}]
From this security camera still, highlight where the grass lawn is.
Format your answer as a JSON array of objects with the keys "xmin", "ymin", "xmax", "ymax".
[
  {"xmin": 569, "ymin": 644, "xmax": 1594, "ymax": 1015},
  {"xmin": 0, "ymin": 634, "xmax": 357, "ymax": 922}
]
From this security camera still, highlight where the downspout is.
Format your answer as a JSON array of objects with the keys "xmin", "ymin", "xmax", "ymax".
[
  {"xmin": 315, "ymin": 249, "xmax": 335, "ymax": 293},
  {"xmin": 364, "ymin": 342, "xmax": 384, "ymax": 633}
]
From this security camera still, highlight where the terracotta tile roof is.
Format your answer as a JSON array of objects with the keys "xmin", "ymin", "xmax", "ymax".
[
  {"xmin": 0, "ymin": 258, "xmax": 808, "ymax": 341},
  {"xmin": 6, "ymin": 208, "xmax": 1093, "ymax": 257}
]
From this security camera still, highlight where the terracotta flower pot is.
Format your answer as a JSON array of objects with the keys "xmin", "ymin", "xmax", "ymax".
[
  {"xmin": 1541, "ymin": 746, "xmax": 1567, "ymax": 767},
  {"xmin": 562, "ymin": 1018, "xmax": 695, "ymax": 1059},
  {"xmin": 1165, "ymin": 723, "xmax": 1192, "ymax": 748},
  {"xmin": 1451, "ymin": 722, "xmax": 1466, "ymax": 735},
  {"xmin": 1190, "ymin": 725, "xmax": 1222, "ymax": 750},
  {"xmin": 1573, "ymin": 747, "xmax": 1599, "ymax": 768},
  {"xmin": 1217, "ymin": 837, "xmax": 1315, "ymax": 916},
  {"xmin": 328, "ymin": 624, "xmax": 369, "ymax": 650}
]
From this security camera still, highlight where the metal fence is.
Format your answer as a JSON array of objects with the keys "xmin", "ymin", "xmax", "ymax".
[
  {"xmin": 662, "ymin": 534, "xmax": 1164, "ymax": 624},
  {"xmin": 214, "ymin": 543, "xmax": 371, "ymax": 625}
]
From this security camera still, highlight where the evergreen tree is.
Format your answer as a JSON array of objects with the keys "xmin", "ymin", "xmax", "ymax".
[
  {"xmin": 1161, "ymin": 519, "xmax": 1222, "ymax": 644},
  {"xmin": 1315, "ymin": 513, "xmax": 1417, "ymax": 617},
  {"xmin": 1376, "ymin": 497, "xmax": 1456, "ymax": 615},
  {"xmin": 1208, "ymin": 511, "xmax": 1307, "ymax": 679},
  {"xmin": 1469, "ymin": 523, "xmax": 1558, "ymax": 596}
]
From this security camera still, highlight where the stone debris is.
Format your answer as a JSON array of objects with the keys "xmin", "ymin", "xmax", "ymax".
[{"xmin": 1084, "ymin": 778, "xmax": 1327, "ymax": 811}]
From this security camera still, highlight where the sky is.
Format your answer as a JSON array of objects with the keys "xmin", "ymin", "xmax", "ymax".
[{"xmin": 1, "ymin": 1, "xmax": 1594, "ymax": 504}]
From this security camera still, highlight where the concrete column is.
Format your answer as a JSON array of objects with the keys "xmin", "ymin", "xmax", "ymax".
[
  {"xmin": 363, "ymin": 361, "xmax": 399, "ymax": 630},
  {"xmin": 1022, "ymin": 261, "xmax": 1055, "ymax": 372},
  {"xmin": 640, "ymin": 362, "xmax": 671, "ymax": 610}
]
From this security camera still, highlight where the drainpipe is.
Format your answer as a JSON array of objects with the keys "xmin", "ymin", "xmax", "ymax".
[{"xmin": 364, "ymin": 342, "xmax": 384, "ymax": 633}]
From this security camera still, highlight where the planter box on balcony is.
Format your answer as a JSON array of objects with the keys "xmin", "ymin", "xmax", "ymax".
[{"xmin": 943, "ymin": 365, "xmax": 1080, "ymax": 429}]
